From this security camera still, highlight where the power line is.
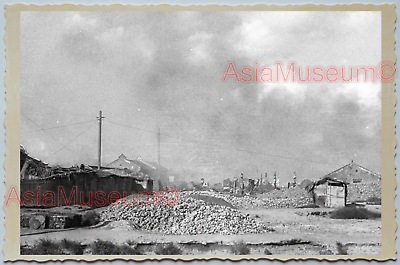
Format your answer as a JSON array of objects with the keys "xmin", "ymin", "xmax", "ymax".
[
  {"xmin": 103, "ymin": 118, "xmax": 343, "ymax": 167},
  {"xmin": 50, "ymin": 121, "xmax": 94, "ymax": 156},
  {"xmin": 167, "ymin": 136, "xmax": 343, "ymax": 167},
  {"xmin": 21, "ymin": 114, "xmax": 347, "ymax": 168},
  {"xmin": 21, "ymin": 119, "xmax": 95, "ymax": 134},
  {"xmin": 104, "ymin": 119, "xmax": 159, "ymax": 135},
  {"xmin": 21, "ymin": 112, "xmax": 78, "ymax": 155},
  {"xmin": 97, "ymin": 113, "xmax": 361, "ymax": 142},
  {"xmin": 20, "ymin": 95, "xmax": 95, "ymax": 120}
]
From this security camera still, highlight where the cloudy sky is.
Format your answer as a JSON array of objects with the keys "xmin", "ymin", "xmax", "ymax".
[{"xmin": 20, "ymin": 11, "xmax": 381, "ymax": 184}]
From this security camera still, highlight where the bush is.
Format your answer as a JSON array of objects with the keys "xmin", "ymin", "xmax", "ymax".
[
  {"xmin": 231, "ymin": 241, "xmax": 250, "ymax": 255},
  {"xmin": 330, "ymin": 205, "xmax": 381, "ymax": 219},
  {"xmin": 60, "ymin": 239, "xmax": 85, "ymax": 255},
  {"xmin": 20, "ymin": 239, "xmax": 64, "ymax": 255},
  {"xmin": 33, "ymin": 239, "xmax": 64, "ymax": 255},
  {"xmin": 155, "ymin": 243, "xmax": 182, "ymax": 255},
  {"xmin": 20, "ymin": 245, "xmax": 33, "ymax": 255},
  {"xmin": 91, "ymin": 240, "xmax": 120, "ymax": 255},
  {"xmin": 118, "ymin": 245, "xmax": 143, "ymax": 255},
  {"xmin": 21, "ymin": 238, "xmax": 143, "ymax": 255},
  {"xmin": 319, "ymin": 248, "xmax": 334, "ymax": 255},
  {"xmin": 336, "ymin": 242, "xmax": 348, "ymax": 255},
  {"xmin": 91, "ymin": 240, "xmax": 143, "ymax": 255}
]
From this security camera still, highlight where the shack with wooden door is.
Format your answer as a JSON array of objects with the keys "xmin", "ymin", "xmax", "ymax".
[
  {"xmin": 306, "ymin": 177, "xmax": 348, "ymax": 208},
  {"xmin": 307, "ymin": 161, "xmax": 381, "ymax": 204}
]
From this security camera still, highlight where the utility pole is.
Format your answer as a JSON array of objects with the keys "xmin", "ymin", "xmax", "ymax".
[
  {"xmin": 97, "ymin": 111, "xmax": 105, "ymax": 169},
  {"xmin": 157, "ymin": 127, "xmax": 161, "ymax": 181}
]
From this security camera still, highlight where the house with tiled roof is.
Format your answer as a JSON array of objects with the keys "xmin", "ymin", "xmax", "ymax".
[
  {"xmin": 106, "ymin": 154, "xmax": 170, "ymax": 191},
  {"xmin": 322, "ymin": 161, "xmax": 380, "ymax": 184}
]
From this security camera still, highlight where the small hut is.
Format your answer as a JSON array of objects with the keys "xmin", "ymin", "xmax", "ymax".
[{"xmin": 306, "ymin": 177, "xmax": 348, "ymax": 208}]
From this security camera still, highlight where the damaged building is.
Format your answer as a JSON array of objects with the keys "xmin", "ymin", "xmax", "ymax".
[
  {"xmin": 20, "ymin": 146, "xmax": 153, "ymax": 207},
  {"xmin": 306, "ymin": 177, "xmax": 348, "ymax": 208},
  {"xmin": 306, "ymin": 161, "xmax": 381, "ymax": 207}
]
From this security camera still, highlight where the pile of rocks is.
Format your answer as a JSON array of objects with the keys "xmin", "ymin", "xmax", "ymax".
[
  {"xmin": 259, "ymin": 187, "xmax": 313, "ymax": 208},
  {"xmin": 167, "ymin": 204, "xmax": 266, "ymax": 235},
  {"xmin": 99, "ymin": 195, "xmax": 268, "ymax": 235},
  {"xmin": 347, "ymin": 183, "xmax": 381, "ymax": 203},
  {"xmin": 182, "ymin": 190, "xmax": 264, "ymax": 209}
]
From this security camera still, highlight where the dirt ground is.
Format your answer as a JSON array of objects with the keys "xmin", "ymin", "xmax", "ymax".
[{"xmin": 20, "ymin": 206, "xmax": 381, "ymax": 255}]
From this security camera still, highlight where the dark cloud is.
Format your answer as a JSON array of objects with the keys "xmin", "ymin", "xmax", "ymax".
[{"xmin": 20, "ymin": 11, "xmax": 381, "ymax": 184}]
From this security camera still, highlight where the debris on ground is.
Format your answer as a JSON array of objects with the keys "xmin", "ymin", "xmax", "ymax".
[
  {"xmin": 258, "ymin": 187, "xmax": 313, "ymax": 208},
  {"xmin": 100, "ymin": 194, "xmax": 270, "ymax": 235}
]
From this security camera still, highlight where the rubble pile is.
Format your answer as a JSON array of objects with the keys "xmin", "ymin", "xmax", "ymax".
[
  {"xmin": 259, "ymin": 187, "xmax": 313, "ymax": 208},
  {"xmin": 181, "ymin": 190, "xmax": 264, "ymax": 209},
  {"xmin": 347, "ymin": 183, "xmax": 381, "ymax": 203},
  {"xmin": 100, "ymin": 195, "xmax": 268, "ymax": 235}
]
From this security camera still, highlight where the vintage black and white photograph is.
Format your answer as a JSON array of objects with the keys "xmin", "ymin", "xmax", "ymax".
[{"xmin": 17, "ymin": 10, "xmax": 384, "ymax": 256}]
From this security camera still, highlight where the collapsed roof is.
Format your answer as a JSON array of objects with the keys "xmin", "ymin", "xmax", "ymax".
[{"xmin": 305, "ymin": 176, "xmax": 348, "ymax": 192}]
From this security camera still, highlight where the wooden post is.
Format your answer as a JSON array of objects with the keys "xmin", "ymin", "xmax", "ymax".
[{"xmin": 97, "ymin": 111, "xmax": 105, "ymax": 169}]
